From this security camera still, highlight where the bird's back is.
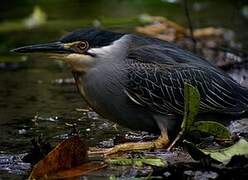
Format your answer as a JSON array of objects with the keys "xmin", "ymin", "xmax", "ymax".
[{"xmin": 128, "ymin": 34, "xmax": 217, "ymax": 67}]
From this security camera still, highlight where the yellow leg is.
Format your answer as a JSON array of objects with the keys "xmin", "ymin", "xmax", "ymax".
[
  {"xmin": 88, "ymin": 128, "xmax": 170, "ymax": 157},
  {"xmin": 154, "ymin": 128, "xmax": 170, "ymax": 148}
]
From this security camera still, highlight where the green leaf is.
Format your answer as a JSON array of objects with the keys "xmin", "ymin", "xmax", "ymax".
[
  {"xmin": 106, "ymin": 158, "xmax": 167, "ymax": 167},
  {"xmin": 185, "ymin": 139, "xmax": 248, "ymax": 164},
  {"xmin": 167, "ymin": 83, "xmax": 201, "ymax": 150},
  {"xmin": 182, "ymin": 83, "xmax": 200, "ymax": 132},
  {"xmin": 202, "ymin": 138, "xmax": 248, "ymax": 164},
  {"xmin": 106, "ymin": 158, "xmax": 134, "ymax": 166},
  {"xmin": 190, "ymin": 121, "xmax": 231, "ymax": 140},
  {"xmin": 142, "ymin": 158, "xmax": 167, "ymax": 167}
]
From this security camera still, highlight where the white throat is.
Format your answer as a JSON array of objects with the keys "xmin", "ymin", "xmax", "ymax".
[
  {"xmin": 87, "ymin": 35, "xmax": 129, "ymax": 59},
  {"xmin": 63, "ymin": 35, "xmax": 129, "ymax": 72}
]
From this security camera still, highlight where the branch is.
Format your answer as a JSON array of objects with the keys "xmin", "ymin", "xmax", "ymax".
[{"xmin": 183, "ymin": 0, "xmax": 197, "ymax": 52}]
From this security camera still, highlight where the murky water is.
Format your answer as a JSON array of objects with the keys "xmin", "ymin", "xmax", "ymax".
[{"xmin": 0, "ymin": 0, "xmax": 248, "ymax": 179}]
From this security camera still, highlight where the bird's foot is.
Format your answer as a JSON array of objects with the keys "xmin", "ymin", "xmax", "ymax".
[
  {"xmin": 153, "ymin": 134, "xmax": 170, "ymax": 149},
  {"xmin": 88, "ymin": 133, "xmax": 170, "ymax": 157},
  {"xmin": 88, "ymin": 141, "xmax": 154, "ymax": 157}
]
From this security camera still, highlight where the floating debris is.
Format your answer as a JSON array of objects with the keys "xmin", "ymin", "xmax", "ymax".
[
  {"xmin": 18, "ymin": 129, "xmax": 27, "ymax": 135},
  {"xmin": 52, "ymin": 78, "xmax": 75, "ymax": 85},
  {"xmin": 31, "ymin": 114, "xmax": 60, "ymax": 123},
  {"xmin": 99, "ymin": 139, "xmax": 115, "ymax": 148}
]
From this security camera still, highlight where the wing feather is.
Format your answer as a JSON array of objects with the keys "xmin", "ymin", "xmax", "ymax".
[
  {"xmin": 125, "ymin": 60, "xmax": 247, "ymax": 115},
  {"xmin": 124, "ymin": 37, "xmax": 248, "ymax": 115}
]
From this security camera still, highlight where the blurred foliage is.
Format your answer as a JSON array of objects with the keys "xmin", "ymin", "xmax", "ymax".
[{"xmin": 0, "ymin": 0, "xmax": 248, "ymax": 60}]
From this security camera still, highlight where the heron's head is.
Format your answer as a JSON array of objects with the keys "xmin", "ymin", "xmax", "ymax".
[{"xmin": 11, "ymin": 28, "xmax": 126, "ymax": 72}]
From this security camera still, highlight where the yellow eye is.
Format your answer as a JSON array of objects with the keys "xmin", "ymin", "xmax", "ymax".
[{"xmin": 78, "ymin": 41, "xmax": 89, "ymax": 51}]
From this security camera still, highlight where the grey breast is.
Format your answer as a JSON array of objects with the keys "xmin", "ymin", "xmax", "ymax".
[{"xmin": 76, "ymin": 35, "xmax": 159, "ymax": 131}]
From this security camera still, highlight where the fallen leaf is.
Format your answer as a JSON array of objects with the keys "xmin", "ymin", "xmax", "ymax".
[
  {"xmin": 202, "ymin": 138, "xmax": 248, "ymax": 164},
  {"xmin": 185, "ymin": 138, "xmax": 248, "ymax": 164}
]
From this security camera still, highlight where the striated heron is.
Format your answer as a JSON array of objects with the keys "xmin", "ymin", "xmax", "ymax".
[{"xmin": 12, "ymin": 28, "xmax": 248, "ymax": 154}]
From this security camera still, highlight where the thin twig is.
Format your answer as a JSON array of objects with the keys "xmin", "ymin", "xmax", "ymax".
[
  {"xmin": 183, "ymin": 0, "xmax": 197, "ymax": 52},
  {"xmin": 167, "ymin": 129, "xmax": 184, "ymax": 151}
]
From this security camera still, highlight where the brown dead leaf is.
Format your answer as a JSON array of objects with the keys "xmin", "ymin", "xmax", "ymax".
[
  {"xmin": 136, "ymin": 16, "xmax": 187, "ymax": 41},
  {"xmin": 193, "ymin": 27, "xmax": 224, "ymax": 39},
  {"xmin": 29, "ymin": 135, "xmax": 88, "ymax": 180},
  {"xmin": 136, "ymin": 15, "xmax": 224, "ymax": 42},
  {"xmin": 47, "ymin": 162, "xmax": 107, "ymax": 179}
]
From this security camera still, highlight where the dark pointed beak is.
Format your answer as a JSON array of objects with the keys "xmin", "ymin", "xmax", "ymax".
[{"xmin": 11, "ymin": 42, "xmax": 73, "ymax": 54}]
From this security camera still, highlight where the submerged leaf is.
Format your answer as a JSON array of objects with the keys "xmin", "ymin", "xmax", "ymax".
[
  {"xmin": 48, "ymin": 162, "xmax": 107, "ymax": 179},
  {"xmin": 185, "ymin": 139, "xmax": 248, "ymax": 164},
  {"xmin": 190, "ymin": 121, "xmax": 231, "ymax": 140}
]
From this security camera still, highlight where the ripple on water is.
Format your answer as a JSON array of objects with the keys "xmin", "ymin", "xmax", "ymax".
[{"xmin": 0, "ymin": 153, "xmax": 31, "ymax": 176}]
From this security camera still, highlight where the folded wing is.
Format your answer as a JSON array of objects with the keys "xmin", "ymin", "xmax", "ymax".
[{"xmin": 125, "ymin": 43, "xmax": 248, "ymax": 116}]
